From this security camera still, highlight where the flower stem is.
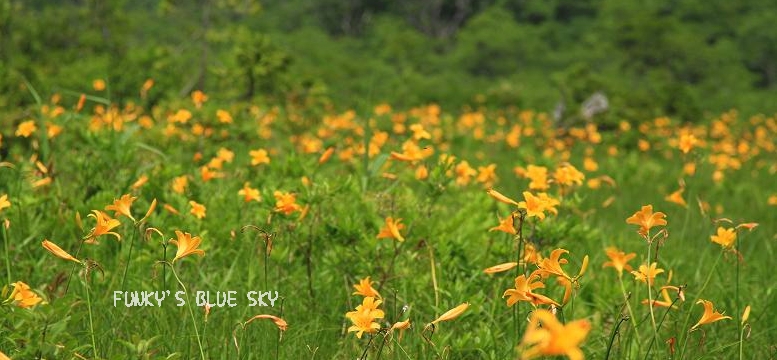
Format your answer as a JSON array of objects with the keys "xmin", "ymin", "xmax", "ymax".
[
  {"xmin": 2, "ymin": 222, "xmax": 10, "ymax": 284},
  {"xmin": 618, "ymin": 275, "xmax": 642, "ymax": 347},
  {"xmin": 168, "ymin": 264, "xmax": 206, "ymax": 360},
  {"xmin": 83, "ymin": 270, "xmax": 99, "ymax": 358},
  {"xmin": 646, "ymin": 241, "xmax": 659, "ymax": 344},
  {"xmin": 605, "ymin": 315, "xmax": 629, "ymax": 360},
  {"xmin": 121, "ymin": 225, "xmax": 139, "ymax": 291},
  {"xmin": 678, "ymin": 251, "xmax": 724, "ymax": 360}
]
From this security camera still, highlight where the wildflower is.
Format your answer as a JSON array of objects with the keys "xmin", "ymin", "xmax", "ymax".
[
  {"xmin": 131, "ymin": 175, "xmax": 148, "ymax": 190},
  {"xmin": 346, "ymin": 297, "xmax": 384, "ymax": 338},
  {"xmin": 523, "ymin": 243, "xmax": 543, "ymax": 265},
  {"xmin": 169, "ymin": 230, "xmax": 205, "ymax": 263},
  {"xmin": 16, "ymin": 120, "xmax": 37, "ymax": 137},
  {"xmin": 489, "ymin": 213, "xmax": 516, "ymax": 235},
  {"xmin": 250, "ymin": 149, "xmax": 270, "ymax": 166},
  {"xmin": 409, "ymin": 123, "xmax": 431, "ymax": 141},
  {"xmin": 0, "ymin": 194, "xmax": 10, "ymax": 213},
  {"xmin": 163, "ymin": 203, "xmax": 180, "ymax": 215},
  {"xmin": 487, "ymin": 189, "xmax": 519, "ymax": 206},
  {"xmin": 736, "ymin": 222, "xmax": 758, "ymax": 231},
  {"xmin": 518, "ymin": 192, "xmax": 546, "ymax": 220},
  {"xmin": 476, "ymin": 164, "xmax": 498, "ymax": 186},
  {"xmin": 525, "ymin": 165, "xmax": 549, "ymax": 190},
  {"xmin": 602, "ymin": 247, "xmax": 636, "ymax": 277},
  {"xmin": 415, "ymin": 165, "xmax": 428, "ymax": 180},
  {"xmin": 503, "ymin": 274, "xmax": 559, "ymax": 307},
  {"xmin": 519, "ymin": 309, "xmax": 590, "ymax": 360},
  {"xmin": 455, "ymin": 161, "xmax": 477, "ymax": 186},
  {"xmin": 483, "ymin": 262, "xmax": 518, "ymax": 274},
  {"xmin": 238, "ymin": 183, "xmax": 262, "ymax": 203},
  {"xmin": 273, "ymin": 191, "xmax": 301, "ymax": 215},
  {"xmin": 665, "ymin": 187, "xmax": 687, "ymax": 207},
  {"xmin": 140, "ymin": 78, "xmax": 154, "ymax": 97},
  {"xmin": 189, "ymin": 200, "xmax": 206, "ymax": 219},
  {"xmin": 245, "ymin": 314, "xmax": 288, "ymax": 331},
  {"xmin": 691, "ymin": 300, "xmax": 731, "ymax": 331},
  {"xmin": 678, "ymin": 133, "xmax": 698, "ymax": 154},
  {"xmin": 172, "ymin": 175, "xmax": 188, "ymax": 194},
  {"xmin": 632, "ymin": 262, "xmax": 664, "ymax": 286},
  {"xmin": 431, "ymin": 302, "xmax": 469, "ymax": 325},
  {"xmin": 553, "ymin": 163, "xmax": 584, "ymax": 187},
  {"xmin": 92, "ymin": 79, "xmax": 106, "ymax": 91},
  {"xmin": 217, "ymin": 148, "xmax": 235, "ymax": 163},
  {"xmin": 318, "ymin": 147, "xmax": 335, "ymax": 164},
  {"xmin": 191, "ymin": 90, "xmax": 208, "ymax": 108},
  {"xmin": 105, "ymin": 194, "xmax": 137, "ymax": 221},
  {"xmin": 216, "ymin": 109, "xmax": 233, "ymax": 124},
  {"xmin": 710, "ymin": 227, "xmax": 736, "ymax": 248},
  {"xmin": 741, "ymin": 305, "xmax": 751, "ymax": 324},
  {"xmin": 626, "ymin": 205, "xmax": 667, "ymax": 238},
  {"xmin": 390, "ymin": 319, "xmax": 411, "ymax": 340},
  {"xmin": 41, "ymin": 239, "xmax": 81, "ymax": 264},
  {"xmin": 200, "ymin": 166, "xmax": 223, "ymax": 182},
  {"xmin": 352, "ymin": 277, "xmax": 381, "ymax": 298},
  {"xmin": 536, "ymin": 193, "xmax": 560, "ymax": 215},
  {"xmin": 536, "ymin": 249, "xmax": 573, "ymax": 280},
  {"xmin": 86, "ymin": 210, "xmax": 121, "ymax": 243},
  {"xmin": 7, "ymin": 281, "xmax": 43, "ymax": 308},
  {"xmin": 377, "ymin": 217, "xmax": 405, "ymax": 242}
]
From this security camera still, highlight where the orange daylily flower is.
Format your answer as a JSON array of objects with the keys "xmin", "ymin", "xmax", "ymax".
[
  {"xmin": 484, "ymin": 262, "xmax": 518, "ymax": 274},
  {"xmin": 626, "ymin": 205, "xmax": 667, "ymax": 237},
  {"xmin": 518, "ymin": 192, "xmax": 559, "ymax": 220},
  {"xmin": 602, "ymin": 247, "xmax": 636, "ymax": 276},
  {"xmin": 710, "ymin": 227, "xmax": 736, "ymax": 248},
  {"xmin": 525, "ymin": 165, "xmax": 549, "ymax": 191},
  {"xmin": 169, "ymin": 230, "xmax": 205, "ymax": 263},
  {"xmin": 377, "ymin": 216, "xmax": 405, "ymax": 242},
  {"xmin": 486, "ymin": 188, "xmax": 519, "ymax": 206},
  {"xmin": 489, "ymin": 213, "xmax": 516, "ymax": 235},
  {"xmin": 431, "ymin": 302, "xmax": 469, "ymax": 325},
  {"xmin": 346, "ymin": 297, "xmax": 385, "ymax": 338},
  {"xmin": 736, "ymin": 222, "xmax": 758, "ymax": 231},
  {"xmin": 519, "ymin": 309, "xmax": 590, "ymax": 360},
  {"xmin": 665, "ymin": 187, "xmax": 687, "ymax": 207},
  {"xmin": 536, "ymin": 248, "xmax": 572, "ymax": 280},
  {"xmin": 238, "ymin": 183, "xmax": 262, "ymax": 203},
  {"xmin": 352, "ymin": 276, "xmax": 381, "ymax": 298},
  {"xmin": 172, "ymin": 175, "xmax": 188, "ymax": 194},
  {"xmin": 273, "ymin": 191, "xmax": 301, "ymax": 215},
  {"xmin": 86, "ymin": 210, "xmax": 121, "ymax": 243},
  {"xmin": 250, "ymin": 149, "xmax": 270, "ymax": 166},
  {"xmin": 189, "ymin": 200, "xmax": 206, "ymax": 219},
  {"xmin": 552, "ymin": 163, "xmax": 585, "ymax": 187},
  {"xmin": 42, "ymin": 239, "xmax": 81, "ymax": 264},
  {"xmin": 642, "ymin": 286, "xmax": 676, "ymax": 308},
  {"xmin": 105, "ymin": 194, "xmax": 137, "ymax": 221},
  {"xmin": 318, "ymin": 147, "xmax": 335, "ymax": 164},
  {"xmin": 216, "ymin": 109, "xmax": 233, "ymax": 124},
  {"xmin": 7, "ymin": 281, "xmax": 43, "ymax": 308},
  {"xmin": 631, "ymin": 262, "xmax": 664, "ymax": 286},
  {"xmin": 503, "ymin": 274, "xmax": 559, "ymax": 307},
  {"xmin": 131, "ymin": 174, "xmax": 148, "ymax": 189},
  {"xmin": 678, "ymin": 133, "xmax": 698, "ymax": 154},
  {"xmin": 200, "ymin": 166, "xmax": 223, "ymax": 182},
  {"xmin": 16, "ymin": 121, "xmax": 37, "ymax": 138},
  {"xmin": 691, "ymin": 300, "xmax": 732, "ymax": 331},
  {"xmin": 0, "ymin": 194, "xmax": 10, "ymax": 213},
  {"xmin": 245, "ymin": 314, "xmax": 288, "ymax": 331}
]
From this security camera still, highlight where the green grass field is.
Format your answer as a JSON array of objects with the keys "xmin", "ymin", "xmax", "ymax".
[{"xmin": 1, "ymin": 87, "xmax": 776, "ymax": 359}]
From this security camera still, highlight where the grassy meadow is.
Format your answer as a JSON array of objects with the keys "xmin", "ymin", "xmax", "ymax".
[{"xmin": 0, "ymin": 82, "xmax": 775, "ymax": 359}]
